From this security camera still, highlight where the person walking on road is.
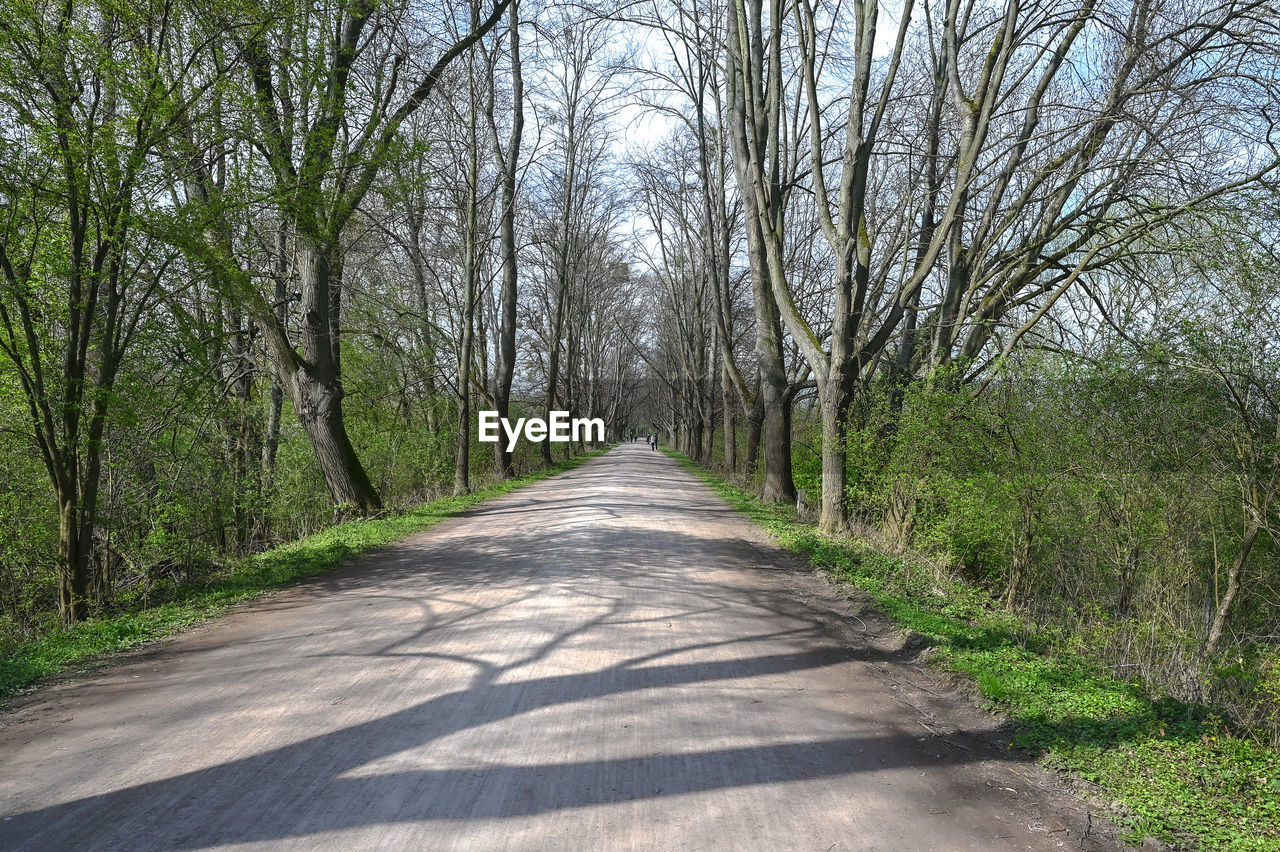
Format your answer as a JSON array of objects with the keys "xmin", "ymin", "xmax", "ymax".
[{"xmin": 650, "ymin": 435, "xmax": 657, "ymax": 451}]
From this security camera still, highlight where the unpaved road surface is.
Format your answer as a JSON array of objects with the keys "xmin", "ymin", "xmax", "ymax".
[{"xmin": 0, "ymin": 445, "xmax": 1111, "ymax": 851}]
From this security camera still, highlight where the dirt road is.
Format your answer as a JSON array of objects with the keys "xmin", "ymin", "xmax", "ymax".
[{"xmin": 0, "ymin": 444, "xmax": 1108, "ymax": 851}]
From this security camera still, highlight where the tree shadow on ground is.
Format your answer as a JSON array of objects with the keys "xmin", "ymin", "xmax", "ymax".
[{"xmin": 2, "ymin": 446, "xmax": 1031, "ymax": 850}]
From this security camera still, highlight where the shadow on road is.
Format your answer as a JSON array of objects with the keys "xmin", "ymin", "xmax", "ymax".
[{"xmin": 0, "ymin": 446, "xmax": 1019, "ymax": 850}]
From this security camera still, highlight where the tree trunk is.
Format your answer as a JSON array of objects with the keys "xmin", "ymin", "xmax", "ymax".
[
  {"xmin": 1005, "ymin": 513, "xmax": 1034, "ymax": 610},
  {"xmin": 456, "ymin": 47, "xmax": 483, "ymax": 495},
  {"xmin": 454, "ymin": 380, "xmax": 473, "ymax": 495},
  {"xmin": 744, "ymin": 192, "xmax": 795, "ymax": 503},
  {"xmin": 688, "ymin": 404, "xmax": 704, "ymax": 462},
  {"xmin": 290, "ymin": 238, "xmax": 381, "ymax": 516},
  {"xmin": 703, "ymin": 336, "xmax": 716, "ymax": 462},
  {"xmin": 722, "ymin": 363, "xmax": 737, "ymax": 473},
  {"xmin": 760, "ymin": 370, "xmax": 795, "ymax": 503},
  {"xmin": 744, "ymin": 392, "xmax": 763, "ymax": 475},
  {"xmin": 454, "ymin": 270, "xmax": 477, "ymax": 495},
  {"xmin": 1206, "ymin": 523, "xmax": 1258, "ymax": 655},
  {"xmin": 262, "ymin": 226, "xmax": 288, "ymax": 501},
  {"xmin": 818, "ymin": 381, "xmax": 851, "ymax": 535},
  {"xmin": 491, "ymin": 12, "xmax": 523, "ymax": 479},
  {"xmin": 886, "ymin": 486, "xmax": 917, "ymax": 554},
  {"xmin": 289, "ymin": 367, "xmax": 381, "ymax": 517},
  {"xmin": 230, "ymin": 312, "xmax": 261, "ymax": 550},
  {"xmin": 725, "ymin": 0, "xmax": 795, "ymax": 504},
  {"xmin": 56, "ymin": 488, "xmax": 89, "ymax": 625},
  {"xmin": 543, "ymin": 286, "xmax": 566, "ymax": 468},
  {"xmin": 756, "ymin": 277, "xmax": 795, "ymax": 503}
]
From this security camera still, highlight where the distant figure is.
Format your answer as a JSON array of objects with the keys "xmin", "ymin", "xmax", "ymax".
[{"xmin": 650, "ymin": 435, "xmax": 657, "ymax": 451}]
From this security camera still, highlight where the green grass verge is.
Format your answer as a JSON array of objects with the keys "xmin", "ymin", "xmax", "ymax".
[
  {"xmin": 664, "ymin": 447, "xmax": 1279, "ymax": 851},
  {"xmin": 0, "ymin": 448, "xmax": 609, "ymax": 702}
]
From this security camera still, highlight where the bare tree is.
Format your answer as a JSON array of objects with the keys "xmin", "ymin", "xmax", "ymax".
[
  {"xmin": 724, "ymin": 0, "xmax": 800, "ymax": 502},
  {"xmin": 729, "ymin": 0, "xmax": 1280, "ymax": 532},
  {"xmin": 483, "ymin": 0, "xmax": 526, "ymax": 476}
]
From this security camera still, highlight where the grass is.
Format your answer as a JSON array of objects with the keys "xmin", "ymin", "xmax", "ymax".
[
  {"xmin": 664, "ymin": 447, "xmax": 1279, "ymax": 852},
  {"xmin": 0, "ymin": 448, "xmax": 608, "ymax": 701}
]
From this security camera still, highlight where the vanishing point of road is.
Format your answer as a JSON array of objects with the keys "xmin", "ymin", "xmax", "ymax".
[{"xmin": 0, "ymin": 444, "xmax": 1107, "ymax": 851}]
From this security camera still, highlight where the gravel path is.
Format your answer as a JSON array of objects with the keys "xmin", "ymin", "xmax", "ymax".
[{"xmin": 0, "ymin": 444, "xmax": 1108, "ymax": 850}]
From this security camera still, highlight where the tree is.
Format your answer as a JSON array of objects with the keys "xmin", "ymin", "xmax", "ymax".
[
  {"xmin": 483, "ymin": 0, "xmax": 525, "ymax": 477},
  {"xmin": 0, "ymin": 0, "xmax": 219, "ymax": 624},
  {"xmin": 724, "ymin": 0, "xmax": 798, "ymax": 502},
  {"xmin": 1142, "ymin": 217, "xmax": 1280, "ymax": 655},
  {"xmin": 526, "ymin": 13, "xmax": 620, "ymax": 466},
  {"xmin": 628, "ymin": 0, "xmax": 752, "ymax": 473},
  {"xmin": 193, "ymin": 0, "xmax": 514, "ymax": 515},
  {"xmin": 730, "ymin": 0, "xmax": 1280, "ymax": 532}
]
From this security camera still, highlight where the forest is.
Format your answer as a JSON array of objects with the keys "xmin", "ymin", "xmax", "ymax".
[{"xmin": 2, "ymin": 0, "xmax": 1279, "ymax": 757}]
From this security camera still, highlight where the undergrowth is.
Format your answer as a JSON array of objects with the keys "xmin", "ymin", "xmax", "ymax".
[
  {"xmin": 0, "ymin": 449, "xmax": 607, "ymax": 701},
  {"xmin": 665, "ymin": 448, "xmax": 1279, "ymax": 851}
]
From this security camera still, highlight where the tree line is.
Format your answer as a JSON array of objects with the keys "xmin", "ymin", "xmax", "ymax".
[
  {"xmin": 630, "ymin": 0, "xmax": 1280, "ymax": 736},
  {"xmin": 0, "ymin": 0, "xmax": 647, "ymax": 633}
]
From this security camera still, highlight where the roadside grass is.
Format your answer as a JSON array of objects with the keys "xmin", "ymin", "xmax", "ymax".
[
  {"xmin": 0, "ymin": 449, "xmax": 608, "ymax": 702},
  {"xmin": 665, "ymin": 448, "xmax": 1279, "ymax": 851}
]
